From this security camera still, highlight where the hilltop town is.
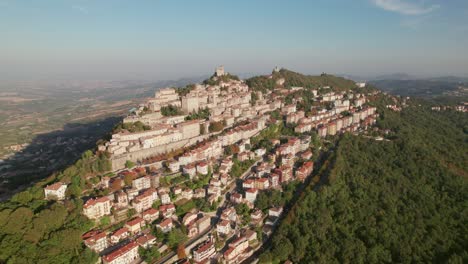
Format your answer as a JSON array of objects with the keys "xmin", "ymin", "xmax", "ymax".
[{"xmin": 41, "ymin": 67, "xmax": 378, "ymax": 264}]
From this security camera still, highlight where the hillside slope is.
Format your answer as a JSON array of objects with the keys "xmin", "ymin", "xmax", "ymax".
[{"xmin": 261, "ymin": 101, "xmax": 468, "ymax": 263}]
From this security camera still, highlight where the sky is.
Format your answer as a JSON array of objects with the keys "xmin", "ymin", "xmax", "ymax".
[{"xmin": 1, "ymin": 0, "xmax": 468, "ymax": 81}]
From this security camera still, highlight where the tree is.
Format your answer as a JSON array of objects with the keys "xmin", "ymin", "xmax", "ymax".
[
  {"xmin": 139, "ymin": 247, "xmax": 160, "ymax": 263},
  {"xmin": 123, "ymin": 174, "xmax": 134, "ymax": 186},
  {"xmin": 167, "ymin": 229, "xmax": 187, "ymax": 250},
  {"xmin": 125, "ymin": 160, "xmax": 135, "ymax": 169},
  {"xmin": 110, "ymin": 178, "xmax": 123, "ymax": 191},
  {"xmin": 127, "ymin": 208, "xmax": 136, "ymax": 218},
  {"xmin": 100, "ymin": 216, "xmax": 111, "ymax": 227},
  {"xmin": 177, "ymin": 244, "xmax": 187, "ymax": 259},
  {"xmin": 209, "ymin": 121, "xmax": 224, "ymax": 133}
]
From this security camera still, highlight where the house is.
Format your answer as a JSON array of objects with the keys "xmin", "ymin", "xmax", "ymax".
[
  {"xmin": 115, "ymin": 191, "xmax": 129, "ymax": 208},
  {"xmin": 269, "ymin": 207, "xmax": 283, "ymax": 217},
  {"xmin": 245, "ymin": 188, "xmax": 258, "ymax": 203},
  {"xmin": 99, "ymin": 176, "xmax": 110, "ymax": 189},
  {"xmin": 125, "ymin": 217, "xmax": 145, "ymax": 234},
  {"xmin": 102, "ymin": 241, "xmax": 139, "ymax": 264},
  {"xmin": 207, "ymin": 185, "xmax": 221, "ymax": 197},
  {"xmin": 132, "ymin": 175, "xmax": 151, "ymax": 191},
  {"xmin": 298, "ymin": 150, "xmax": 313, "ymax": 160},
  {"xmin": 187, "ymin": 222, "xmax": 199, "ymax": 238},
  {"xmin": 83, "ymin": 231, "xmax": 108, "ymax": 253},
  {"xmin": 238, "ymin": 151, "xmax": 250, "ymax": 161},
  {"xmin": 142, "ymin": 208, "xmax": 159, "ymax": 223},
  {"xmin": 196, "ymin": 161, "xmax": 209, "ymax": 175},
  {"xmin": 254, "ymin": 178, "xmax": 270, "ymax": 190},
  {"xmin": 182, "ymin": 212, "xmax": 198, "ymax": 226},
  {"xmin": 254, "ymin": 148, "xmax": 266, "ymax": 157},
  {"xmin": 193, "ymin": 240, "xmax": 216, "ymax": 263},
  {"xmin": 217, "ymin": 220, "xmax": 231, "ymax": 236},
  {"xmin": 136, "ymin": 234, "xmax": 157, "ymax": 249},
  {"xmin": 295, "ymin": 161, "xmax": 314, "ymax": 182},
  {"xmin": 194, "ymin": 188, "xmax": 206, "ymax": 198},
  {"xmin": 278, "ymin": 165, "xmax": 293, "ymax": 183},
  {"xmin": 44, "ymin": 182, "xmax": 67, "ymax": 200},
  {"xmin": 220, "ymin": 174, "xmax": 229, "ymax": 185},
  {"xmin": 221, "ymin": 207, "xmax": 237, "ymax": 222},
  {"xmin": 196, "ymin": 216, "xmax": 211, "ymax": 232},
  {"xmin": 230, "ymin": 192, "xmax": 243, "ymax": 204},
  {"xmin": 180, "ymin": 188, "xmax": 193, "ymax": 200},
  {"xmin": 318, "ymin": 125, "xmax": 328, "ymax": 137},
  {"xmin": 250, "ymin": 209, "xmax": 263, "ymax": 224},
  {"xmin": 242, "ymin": 179, "xmax": 255, "ymax": 189},
  {"xmin": 83, "ymin": 197, "xmax": 112, "ymax": 220},
  {"xmin": 168, "ymin": 159, "xmax": 180, "ymax": 173},
  {"xmin": 126, "ymin": 188, "xmax": 139, "ymax": 201},
  {"xmin": 157, "ymin": 218, "xmax": 173, "ymax": 233},
  {"xmin": 173, "ymin": 186, "xmax": 182, "ymax": 196},
  {"xmin": 268, "ymin": 173, "xmax": 280, "ymax": 188},
  {"xmin": 242, "ymin": 229, "xmax": 258, "ymax": 242},
  {"xmin": 132, "ymin": 188, "xmax": 158, "ymax": 213},
  {"xmin": 110, "ymin": 227, "xmax": 129, "ymax": 244},
  {"xmin": 159, "ymin": 204, "xmax": 176, "ymax": 218},
  {"xmin": 281, "ymin": 153, "xmax": 295, "ymax": 167},
  {"xmin": 183, "ymin": 163, "xmax": 197, "ymax": 179},
  {"xmin": 159, "ymin": 191, "xmax": 171, "ymax": 205},
  {"xmin": 224, "ymin": 236, "xmax": 249, "ymax": 264}
]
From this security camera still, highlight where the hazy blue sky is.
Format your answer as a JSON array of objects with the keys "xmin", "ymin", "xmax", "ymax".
[{"xmin": 1, "ymin": 0, "xmax": 467, "ymax": 81}]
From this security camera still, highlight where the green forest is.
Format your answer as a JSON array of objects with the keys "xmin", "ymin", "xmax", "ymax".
[
  {"xmin": 0, "ymin": 150, "xmax": 112, "ymax": 264},
  {"xmin": 260, "ymin": 104, "xmax": 468, "ymax": 263},
  {"xmin": 246, "ymin": 69, "xmax": 357, "ymax": 93}
]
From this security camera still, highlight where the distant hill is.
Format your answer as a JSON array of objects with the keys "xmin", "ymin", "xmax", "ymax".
[
  {"xmin": 369, "ymin": 79, "xmax": 468, "ymax": 98},
  {"xmin": 246, "ymin": 69, "xmax": 357, "ymax": 93}
]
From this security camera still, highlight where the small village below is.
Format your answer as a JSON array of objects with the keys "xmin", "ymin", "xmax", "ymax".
[{"xmin": 43, "ymin": 66, "xmax": 379, "ymax": 264}]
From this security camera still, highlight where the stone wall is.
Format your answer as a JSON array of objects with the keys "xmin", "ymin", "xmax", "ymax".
[{"xmin": 111, "ymin": 134, "xmax": 210, "ymax": 170}]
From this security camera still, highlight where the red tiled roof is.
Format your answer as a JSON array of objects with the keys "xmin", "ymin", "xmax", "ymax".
[
  {"xmin": 194, "ymin": 241, "xmax": 213, "ymax": 254},
  {"xmin": 44, "ymin": 182, "xmax": 65, "ymax": 191},
  {"xmin": 136, "ymin": 234, "xmax": 156, "ymax": 245},
  {"xmin": 126, "ymin": 217, "xmax": 144, "ymax": 227},
  {"xmin": 218, "ymin": 220, "xmax": 230, "ymax": 227},
  {"xmin": 102, "ymin": 241, "xmax": 138, "ymax": 262},
  {"xmin": 83, "ymin": 197, "xmax": 110, "ymax": 209},
  {"xmin": 84, "ymin": 231, "xmax": 106, "ymax": 244},
  {"xmin": 158, "ymin": 218, "xmax": 173, "ymax": 228},
  {"xmin": 245, "ymin": 188, "xmax": 258, "ymax": 193},
  {"xmin": 112, "ymin": 227, "xmax": 129, "ymax": 237},
  {"xmin": 142, "ymin": 208, "xmax": 158, "ymax": 216}
]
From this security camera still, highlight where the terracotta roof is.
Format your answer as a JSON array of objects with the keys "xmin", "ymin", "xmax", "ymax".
[
  {"xmin": 44, "ymin": 182, "xmax": 65, "ymax": 191},
  {"xmin": 84, "ymin": 231, "xmax": 106, "ymax": 244},
  {"xmin": 126, "ymin": 217, "xmax": 144, "ymax": 227},
  {"xmin": 83, "ymin": 197, "xmax": 110, "ymax": 209},
  {"xmin": 245, "ymin": 188, "xmax": 258, "ymax": 193},
  {"xmin": 102, "ymin": 241, "xmax": 138, "ymax": 262},
  {"xmin": 158, "ymin": 218, "xmax": 173, "ymax": 228},
  {"xmin": 112, "ymin": 227, "xmax": 129, "ymax": 237},
  {"xmin": 194, "ymin": 241, "xmax": 213, "ymax": 254},
  {"xmin": 218, "ymin": 220, "xmax": 230, "ymax": 227},
  {"xmin": 142, "ymin": 208, "xmax": 158, "ymax": 216},
  {"xmin": 136, "ymin": 234, "xmax": 156, "ymax": 245}
]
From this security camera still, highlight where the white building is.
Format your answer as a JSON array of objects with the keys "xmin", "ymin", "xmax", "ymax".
[{"xmin": 44, "ymin": 182, "xmax": 67, "ymax": 200}]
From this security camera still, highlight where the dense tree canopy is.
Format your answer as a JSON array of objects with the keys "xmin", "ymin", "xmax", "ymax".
[{"xmin": 262, "ymin": 105, "xmax": 468, "ymax": 263}]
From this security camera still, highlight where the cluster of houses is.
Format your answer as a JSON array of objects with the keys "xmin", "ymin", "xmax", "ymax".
[
  {"xmin": 42, "ymin": 67, "xmax": 382, "ymax": 264},
  {"xmin": 101, "ymin": 66, "xmax": 281, "ymax": 171},
  {"xmin": 281, "ymin": 90, "xmax": 378, "ymax": 137},
  {"xmin": 431, "ymin": 104, "xmax": 467, "ymax": 112}
]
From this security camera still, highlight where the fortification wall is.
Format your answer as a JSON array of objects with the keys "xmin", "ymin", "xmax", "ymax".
[{"xmin": 111, "ymin": 134, "xmax": 210, "ymax": 170}]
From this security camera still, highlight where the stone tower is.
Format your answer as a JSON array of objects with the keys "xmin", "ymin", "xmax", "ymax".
[{"xmin": 215, "ymin": 65, "xmax": 225, "ymax": 77}]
